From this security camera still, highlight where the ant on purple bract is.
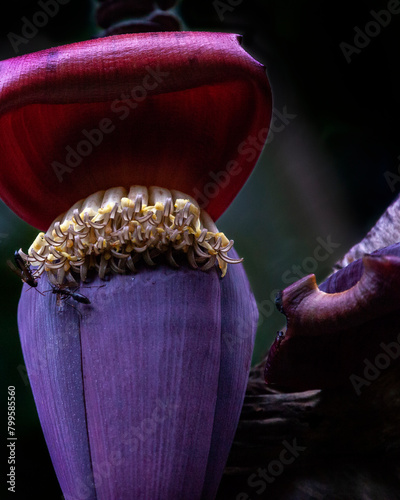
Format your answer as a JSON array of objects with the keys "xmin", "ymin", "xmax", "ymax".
[
  {"xmin": 8, "ymin": 249, "xmax": 93, "ymax": 308},
  {"xmin": 7, "ymin": 250, "xmax": 38, "ymax": 288},
  {"xmin": 50, "ymin": 284, "xmax": 91, "ymax": 306}
]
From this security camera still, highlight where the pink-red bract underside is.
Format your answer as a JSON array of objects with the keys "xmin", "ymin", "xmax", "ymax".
[{"xmin": 0, "ymin": 31, "xmax": 272, "ymax": 230}]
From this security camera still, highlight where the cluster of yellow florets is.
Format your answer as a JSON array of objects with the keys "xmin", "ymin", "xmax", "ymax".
[{"xmin": 20, "ymin": 186, "xmax": 241, "ymax": 286}]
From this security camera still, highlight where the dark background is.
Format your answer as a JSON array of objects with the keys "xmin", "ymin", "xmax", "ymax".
[{"xmin": 1, "ymin": 0, "xmax": 399, "ymax": 498}]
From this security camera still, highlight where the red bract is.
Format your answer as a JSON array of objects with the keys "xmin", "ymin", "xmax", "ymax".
[{"xmin": 0, "ymin": 31, "xmax": 272, "ymax": 230}]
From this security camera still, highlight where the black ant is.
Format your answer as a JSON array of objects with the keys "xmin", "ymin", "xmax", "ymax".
[
  {"xmin": 50, "ymin": 284, "xmax": 91, "ymax": 305},
  {"xmin": 7, "ymin": 250, "xmax": 38, "ymax": 288}
]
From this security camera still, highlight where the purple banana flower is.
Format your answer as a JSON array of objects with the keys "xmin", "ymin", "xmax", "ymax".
[{"xmin": 0, "ymin": 30, "xmax": 272, "ymax": 499}]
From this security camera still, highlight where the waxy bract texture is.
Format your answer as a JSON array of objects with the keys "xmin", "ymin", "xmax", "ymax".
[{"xmin": 18, "ymin": 251, "xmax": 258, "ymax": 500}]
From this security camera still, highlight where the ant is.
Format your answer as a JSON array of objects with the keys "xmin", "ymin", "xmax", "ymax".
[
  {"xmin": 7, "ymin": 250, "xmax": 38, "ymax": 288},
  {"xmin": 50, "ymin": 284, "xmax": 91, "ymax": 305}
]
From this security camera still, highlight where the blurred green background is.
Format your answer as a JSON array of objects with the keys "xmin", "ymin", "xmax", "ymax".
[{"xmin": 1, "ymin": 0, "xmax": 399, "ymax": 497}]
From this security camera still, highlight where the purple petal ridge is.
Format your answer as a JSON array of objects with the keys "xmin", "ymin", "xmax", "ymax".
[
  {"xmin": 18, "ymin": 284, "xmax": 96, "ymax": 500},
  {"xmin": 320, "ymin": 242, "xmax": 400, "ymax": 293},
  {"xmin": 80, "ymin": 265, "xmax": 221, "ymax": 499},
  {"xmin": 201, "ymin": 249, "xmax": 258, "ymax": 499}
]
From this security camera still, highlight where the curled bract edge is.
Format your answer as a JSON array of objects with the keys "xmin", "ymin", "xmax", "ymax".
[{"xmin": 265, "ymin": 246, "xmax": 400, "ymax": 390}]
